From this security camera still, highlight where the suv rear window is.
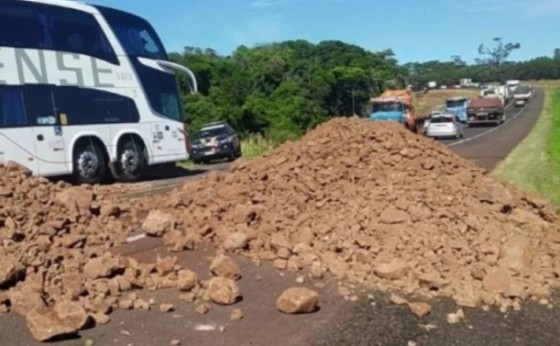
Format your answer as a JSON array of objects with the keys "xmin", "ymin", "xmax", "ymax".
[{"xmin": 430, "ymin": 116, "xmax": 454, "ymax": 123}]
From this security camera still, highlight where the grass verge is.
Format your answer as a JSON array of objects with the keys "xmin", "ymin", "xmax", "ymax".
[
  {"xmin": 492, "ymin": 87, "xmax": 560, "ymax": 206},
  {"xmin": 241, "ymin": 134, "xmax": 277, "ymax": 159}
]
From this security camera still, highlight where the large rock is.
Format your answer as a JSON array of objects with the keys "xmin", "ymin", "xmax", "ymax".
[
  {"xmin": 207, "ymin": 277, "xmax": 241, "ymax": 305},
  {"xmin": 142, "ymin": 210, "xmax": 176, "ymax": 237},
  {"xmin": 8, "ymin": 288, "xmax": 46, "ymax": 316},
  {"xmin": 482, "ymin": 268, "xmax": 520, "ymax": 295},
  {"xmin": 0, "ymin": 254, "xmax": 24, "ymax": 286},
  {"xmin": 276, "ymin": 287, "xmax": 319, "ymax": 314},
  {"xmin": 163, "ymin": 230, "xmax": 194, "ymax": 252},
  {"xmin": 55, "ymin": 188, "xmax": 94, "ymax": 214},
  {"xmin": 177, "ymin": 270, "xmax": 198, "ymax": 292},
  {"xmin": 223, "ymin": 232, "xmax": 249, "ymax": 251},
  {"xmin": 83, "ymin": 256, "xmax": 122, "ymax": 280},
  {"xmin": 156, "ymin": 256, "xmax": 178, "ymax": 277},
  {"xmin": 499, "ymin": 235, "xmax": 536, "ymax": 272},
  {"xmin": 374, "ymin": 259, "xmax": 408, "ymax": 280},
  {"xmin": 210, "ymin": 254, "xmax": 242, "ymax": 280},
  {"xmin": 26, "ymin": 301, "xmax": 88, "ymax": 341}
]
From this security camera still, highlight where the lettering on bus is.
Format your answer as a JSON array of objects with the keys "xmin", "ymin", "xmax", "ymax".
[
  {"xmin": 0, "ymin": 48, "xmax": 116, "ymax": 88},
  {"xmin": 56, "ymin": 52, "xmax": 84, "ymax": 87},
  {"xmin": 16, "ymin": 49, "xmax": 48, "ymax": 84}
]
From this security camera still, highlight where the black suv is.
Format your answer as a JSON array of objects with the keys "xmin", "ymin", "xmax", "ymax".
[{"xmin": 190, "ymin": 122, "xmax": 242, "ymax": 164}]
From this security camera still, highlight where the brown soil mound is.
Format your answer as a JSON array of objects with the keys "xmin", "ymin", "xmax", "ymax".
[
  {"xmin": 0, "ymin": 163, "xmax": 181, "ymax": 340},
  {"xmin": 144, "ymin": 118, "xmax": 560, "ymax": 308}
]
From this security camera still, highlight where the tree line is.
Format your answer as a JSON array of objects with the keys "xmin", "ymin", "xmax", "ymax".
[{"xmin": 171, "ymin": 38, "xmax": 560, "ymax": 140}]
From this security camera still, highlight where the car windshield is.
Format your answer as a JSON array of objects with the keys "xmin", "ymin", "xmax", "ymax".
[
  {"xmin": 515, "ymin": 86, "xmax": 531, "ymax": 94},
  {"xmin": 446, "ymin": 100, "xmax": 466, "ymax": 108},
  {"xmin": 196, "ymin": 127, "xmax": 227, "ymax": 139},
  {"xmin": 372, "ymin": 102, "xmax": 402, "ymax": 112},
  {"xmin": 430, "ymin": 116, "xmax": 454, "ymax": 123}
]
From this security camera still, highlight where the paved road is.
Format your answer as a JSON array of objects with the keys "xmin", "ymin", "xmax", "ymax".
[{"xmin": 0, "ymin": 90, "xmax": 549, "ymax": 346}]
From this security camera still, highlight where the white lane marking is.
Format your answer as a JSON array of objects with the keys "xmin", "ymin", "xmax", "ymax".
[
  {"xmin": 446, "ymin": 103, "xmax": 529, "ymax": 148},
  {"xmin": 126, "ymin": 233, "xmax": 147, "ymax": 243}
]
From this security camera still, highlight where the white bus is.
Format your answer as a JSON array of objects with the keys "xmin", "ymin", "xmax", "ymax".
[{"xmin": 0, "ymin": 0, "xmax": 198, "ymax": 183}]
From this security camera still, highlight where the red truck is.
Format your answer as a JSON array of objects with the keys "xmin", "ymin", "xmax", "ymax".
[{"xmin": 466, "ymin": 97, "xmax": 505, "ymax": 126}]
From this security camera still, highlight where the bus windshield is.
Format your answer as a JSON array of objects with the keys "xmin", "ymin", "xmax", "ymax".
[
  {"xmin": 98, "ymin": 6, "xmax": 182, "ymax": 121},
  {"xmin": 97, "ymin": 6, "xmax": 167, "ymax": 60}
]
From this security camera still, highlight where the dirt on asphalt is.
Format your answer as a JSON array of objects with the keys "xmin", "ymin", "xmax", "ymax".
[
  {"xmin": 0, "ymin": 89, "xmax": 557, "ymax": 345},
  {"xmin": 141, "ymin": 116, "xmax": 560, "ymax": 310}
]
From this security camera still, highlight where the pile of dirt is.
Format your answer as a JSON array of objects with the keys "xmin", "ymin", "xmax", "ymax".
[
  {"xmin": 0, "ymin": 163, "xmax": 215, "ymax": 341},
  {"xmin": 141, "ymin": 118, "xmax": 560, "ymax": 310}
]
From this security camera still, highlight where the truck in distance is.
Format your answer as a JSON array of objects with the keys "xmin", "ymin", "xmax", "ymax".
[
  {"xmin": 444, "ymin": 96, "xmax": 470, "ymax": 123},
  {"xmin": 466, "ymin": 97, "xmax": 505, "ymax": 126},
  {"xmin": 369, "ymin": 89, "xmax": 426, "ymax": 133},
  {"xmin": 513, "ymin": 85, "xmax": 533, "ymax": 107}
]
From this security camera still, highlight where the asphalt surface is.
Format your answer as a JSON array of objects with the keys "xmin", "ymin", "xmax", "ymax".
[{"xmin": 0, "ymin": 89, "xmax": 551, "ymax": 346}]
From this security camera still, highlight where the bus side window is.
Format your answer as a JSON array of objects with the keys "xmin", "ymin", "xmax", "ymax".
[
  {"xmin": 0, "ymin": 2, "xmax": 49, "ymax": 49},
  {"xmin": 49, "ymin": 6, "xmax": 118, "ymax": 64},
  {"xmin": 0, "ymin": 86, "xmax": 27, "ymax": 128}
]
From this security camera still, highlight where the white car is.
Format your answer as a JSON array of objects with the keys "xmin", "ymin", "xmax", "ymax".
[{"xmin": 426, "ymin": 114, "xmax": 464, "ymax": 139}]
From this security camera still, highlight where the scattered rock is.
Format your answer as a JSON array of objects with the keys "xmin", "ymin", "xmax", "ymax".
[
  {"xmin": 177, "ymin": 270, "xmax": 198, "ymax": 292},
  {"xmin": 207, "ymin": 277, "xmax": 241, "ymax": 305},
  {"xmin": 230, "ymin": 308, "xmax": 244, "ymax": 320},
  {"xmin": 195, "ymin": 303, "xmax": 210, "ymax": 315},
  {"xmin": 170, "ymin": 340, "xmax": 181, "ymax": 346},
  {"xmin": 179, "ymin": 292, "xmax": 196, "ymax": 303},
  {"xmin": 142, "ymin": 210, "xmax": 176, "ymax": 236},
  {"xmin": 133, "ymin": 299, "xmax": 150, "ymax": 311},
  {"xmin": 91, "ymin": 313, "xmax": 111, "ymax": 325},
  {"xmin": 390, "ymin": 293, "xmax": 408, "ymax": 305},
  {"xmin": 83, "ymin": 256, "xmax": 122, "ymax": 280},
  {"xmin": 156, "ymin": 256, "xmax": 178, "ymax": 277},
  {"xmin": 409, "ymin": 302, "xmax": 431, "ymax": 317},
  {"xmin": 223, "ymin": 233, "xmax": 249, "ymax": 251},
  {"xmin": 210, "ymin": 254, "xmax": 242, "ymax": 280},
  {"xmin": 159, "ymin": 304, "xmax": 175, "ymax": 313},
  {"xmin": 26, "ymin": 301, "xmax": 88, "ymax": 341},
  {"xmin": 447, "ymin": 313, "xmax": 461, "ymax": 324},
  {"xmin": 276, "ymin": 287, "xmax": 319, "ymax": 314},
  {"xmin": 374, "ymin": 259, "xmax": 408, "ymax": 280}
]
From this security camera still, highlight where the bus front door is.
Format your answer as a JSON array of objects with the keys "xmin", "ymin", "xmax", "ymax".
[{"xmin": 25, "ymin": 86, "xmax": 68, "ymax": 177}]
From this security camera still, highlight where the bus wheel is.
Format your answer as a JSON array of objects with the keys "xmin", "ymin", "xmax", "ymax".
[
  {"xmin": 116, "ymin": 139, "xmax": 146, "ymax": 182},
  {"xmin": 73, "ymin": 142, "xmax": 107, "ymax": 185}
]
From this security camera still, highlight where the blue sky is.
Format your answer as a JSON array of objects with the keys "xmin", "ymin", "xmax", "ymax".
[{"xmin": 88, "ymin": 0, "xmax": 560, "ymax": 64}]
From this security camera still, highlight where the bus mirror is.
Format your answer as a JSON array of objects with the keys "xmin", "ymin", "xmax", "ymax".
[{"xmin": 154, "ymin": 60, "xmax": 198, "ymax": 94}]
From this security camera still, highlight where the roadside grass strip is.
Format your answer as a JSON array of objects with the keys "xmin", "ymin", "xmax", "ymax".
[{"xmin": 493, "ymin": 88, "xmax": 560, "ymax": 206}]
